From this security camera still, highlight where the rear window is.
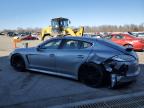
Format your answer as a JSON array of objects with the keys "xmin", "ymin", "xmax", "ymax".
[
  {"xmin": 80, "ymin": 41, "xmax": 92, "ymax": 49},
  {"xmin": 115, "ymin": 35, "xmax": 124, "ymax": 39},
  {"xmin": 62, "ymin": 40, "xmax": 79, "ymax": 49}
]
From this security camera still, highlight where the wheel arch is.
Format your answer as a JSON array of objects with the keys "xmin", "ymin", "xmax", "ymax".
[
  {"xmin": 10, "ymin": 53, "xmax": 25, "ymax": 65},
  {"xmin": 78, "ymin": 62, "xmax": 110, "ymax": 87},
  {"xmin": 123, "ymin": 43, "xmax": 133, "ymax": 47},
  {"xmin": 78, "ymin": 62, "xmax": 102, "ymax": 80}
]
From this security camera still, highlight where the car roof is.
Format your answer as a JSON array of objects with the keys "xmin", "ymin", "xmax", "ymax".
[{"xmin": 56, "ymin": 36, "xmax": 97, "ymax": 43}]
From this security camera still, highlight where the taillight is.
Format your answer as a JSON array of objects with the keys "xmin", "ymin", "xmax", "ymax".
[{"xmin": 140, "ymin": 39, "xmax": 144, "ymax": 43}]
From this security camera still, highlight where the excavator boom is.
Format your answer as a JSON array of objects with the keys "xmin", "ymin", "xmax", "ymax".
[{"xmin": 65, "ymin": 27, "xmax": 84, "ymax": 36}]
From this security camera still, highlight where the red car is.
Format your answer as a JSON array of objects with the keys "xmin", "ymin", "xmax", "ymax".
[
  {"xmin": 104, "ymin": 34, "xmax": 144, "ymax": 51},
  {"xmin": 21, "ymin": 35, "xmax": 39, "ymax": 40}
]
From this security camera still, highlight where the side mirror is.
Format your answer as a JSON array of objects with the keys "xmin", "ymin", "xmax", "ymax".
[{"xmin": 36, "ymin": 45, "xmax": 41, "ymax": 51}]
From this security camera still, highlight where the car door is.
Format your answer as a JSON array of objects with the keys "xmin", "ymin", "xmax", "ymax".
[
  {"xmin": 27, "ymin": 39, "xmax": 62, "ymax": 72},
  {"xmin": 55, "ymin": 39, "xmax": 92, "ymax": 77}
]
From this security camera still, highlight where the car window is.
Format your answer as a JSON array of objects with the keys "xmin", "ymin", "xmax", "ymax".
[
  {"xmin": 138, "ymin": 33, "xmax": 144, "ymax": 37},
  {"xmin": 80, "ymin": 41, "xmax": 92, "ymax": 49},
  {"xmin": 104, "ymin": 35, "xmax": 113, "ymax": 39},
  {"xmin": 115, "ymin": 35, "xmax": 124, "ymax": 39},
  {"xmin": 41, "ymin": 39, "xmax": 62, "ymax": 49},
  {"xmin": 62, "ymin": 40, "xmax": 79, "ymax": 49}
]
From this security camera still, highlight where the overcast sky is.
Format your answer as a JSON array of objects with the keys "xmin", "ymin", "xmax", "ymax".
[{"xmin": 0, "ymin": 0, "xmax": 144, "ymax": 30}]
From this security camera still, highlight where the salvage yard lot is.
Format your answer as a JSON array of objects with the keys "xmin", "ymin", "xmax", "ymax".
[{"xmin": 0, "ymin": 35, "xmax": 144, "ymax": 107}]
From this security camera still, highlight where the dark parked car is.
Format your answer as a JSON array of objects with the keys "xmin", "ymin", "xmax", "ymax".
[
  {"xmin": 7, "ymin": 32, "xmax": 17, "ymax": 37},
  {"xmin": 104, "ymin": 34, "xmax": 144, "ymax": 51},
  {"xmin": 0, "ymin": 32, "xmax": 5, "ymax": 35},
  {"xmin": 10, "ymin": 36, "xmax": 140, "ymax": 88}
]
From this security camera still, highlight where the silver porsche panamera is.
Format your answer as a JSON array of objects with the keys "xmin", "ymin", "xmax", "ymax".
[{"xmin": 10, "ymin": 36, "xmax": 140, "ymax": 88}]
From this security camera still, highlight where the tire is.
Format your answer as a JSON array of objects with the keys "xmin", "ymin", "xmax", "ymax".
[
  {"xmin": 11, "ymin": 55, "xmax": 26, "ymax": 72},
  {"xmin": 79, "ymin": 63, "xmax": 106, "ymax": 87}
]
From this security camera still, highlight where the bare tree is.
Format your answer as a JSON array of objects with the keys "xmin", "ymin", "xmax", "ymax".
[{"xmin": 2, "ymin": 23, "xmax": 144, "ymax": 34}]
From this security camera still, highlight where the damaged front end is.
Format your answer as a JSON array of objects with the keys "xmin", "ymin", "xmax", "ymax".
[{"xmin": 103, "ymin": 54, "xmax": 140, "ymax": 88}]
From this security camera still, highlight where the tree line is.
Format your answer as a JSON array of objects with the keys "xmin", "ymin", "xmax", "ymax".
[
  {"xmin": 2, "ymin": 27, "xmax": 41, "ymax": 33},
  {"xmin": 1, "ymin": 23, "xmax": 144, "ymax": 33},
  {"xmin": 84, "ymin": 23, "xmax": 144, "ymax": 33}
]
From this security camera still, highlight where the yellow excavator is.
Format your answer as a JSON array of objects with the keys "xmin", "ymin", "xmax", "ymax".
[{"xmin": 41, "ymin": 17, "xmax": 84, "ymax": 40}]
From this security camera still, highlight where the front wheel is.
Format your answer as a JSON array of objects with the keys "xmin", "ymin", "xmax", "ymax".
[{"xmin": 11, "ymin": 55, "xmax": 26, "ymax": 72}]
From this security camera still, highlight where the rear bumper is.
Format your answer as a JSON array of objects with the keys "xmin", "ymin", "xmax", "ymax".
[
  {"xmin": 117, "ymin": 66, "xmax": 140, "ymax": 83},
  {"xmin": 134, "ymin": 43, "xmax": 144, "ymax": 51},
  {"xmin": 110, "ymin": 66, "xmax": 140, "ymax": 87}
]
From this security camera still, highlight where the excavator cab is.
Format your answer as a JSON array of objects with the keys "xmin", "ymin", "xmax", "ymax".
[
  {"xmin": 41, "ymin": 17, "xmax": 84, "ymax": 41},
  {"xmin": 51, "ymin": 17, "xmax": 70, "ymax": 33}
]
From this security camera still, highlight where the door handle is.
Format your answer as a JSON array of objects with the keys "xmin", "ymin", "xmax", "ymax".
[
  {"xmin": 49, "ymin": 54, "xmax": 55, "ymax": 57},
  {"xmin": 77, "ymin": 55, "xmax": 84, "ymax": 58}
]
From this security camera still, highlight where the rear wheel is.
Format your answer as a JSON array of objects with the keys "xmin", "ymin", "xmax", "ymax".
[
  {"xmin": 11, "ymin": 55, "xmax": 26, "ymax": 72},
  {"xmin": 79, "ymin": 63, "xmax": 106, "ymax": 87}
]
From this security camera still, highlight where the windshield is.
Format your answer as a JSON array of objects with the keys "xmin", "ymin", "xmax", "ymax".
[
  {"xmin": 60, "ymin": 20, "xmax": 69, "ymax": 27},
  {"xmin": 51, "ymin": 19, "xmax": 69, "ymax": 28}
]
